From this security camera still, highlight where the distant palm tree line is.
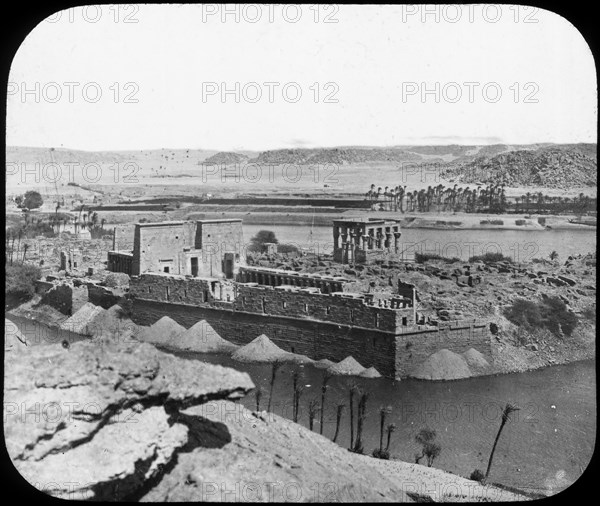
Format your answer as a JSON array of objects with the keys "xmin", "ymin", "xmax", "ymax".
[
  {"xmin": 13, "ymin": 207, "xmax": 111, "ymax": 239},
  {"xmin": 365, "ymin": 184, "xmax": 596, "ymax": 215}
]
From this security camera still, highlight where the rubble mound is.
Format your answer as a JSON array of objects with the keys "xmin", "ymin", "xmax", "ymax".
[
  {"xmin": 313, "ymin": 358, "xmax": 335, "ymax": 369},
  {"xmin": 412, "ymin": 349, "xmax": 472, "ymax": 380},
  {"xmin": 137, "ymin": 316, "xmax": 185, "ymax": 346},
  {"xmin": 177, "ymin": 320, "xmax": 239, "ymax": 353},
  {"xmin": 89, "ymin": 304, "xmax": 138, "ymax": 343},
  {"xmin": 328, "ymin": 356, "xmax": 366, "ymax": 376},
  {"xmin": 104, "ymin": 272, "xmax": 130, "ymax": 287},
  {"xmin": 461, "ymin": 348, "xmax": 491, "ymax": 374},
  {"xmin": 4, "ymin": 338, "xmax": 254, "ymax": 500},
  {"xmin": 4, "ymin": 318, "xmax": 28, "ymax": 352},
  {"xmin": 360, "ymin": 366, "xmax": 382, "ymax": 378},
  {"xmin": 231, "ymin": 334, "xmax": 292, "ymax": 363},
  {"xmin": 59, "ymin": 302, "xmax": 106, "ymax": 335}
]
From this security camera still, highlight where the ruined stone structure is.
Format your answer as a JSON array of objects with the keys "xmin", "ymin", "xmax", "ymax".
[
  {"xmin": 109, "ymin": 218, "xmax": 490, "ymax": 379},
  {"xmin": 60, "ymin": 249, "xmax": 83, "ymax": 271},
  {"xmin": 108, "ymin": 219, "xmax": 244, "ymax": 278},
  {"xmin": 238, "ymin": 266, "xmax": 347, "ymax": 293},
  {"xmin": 128, "ymin": 269, "xmax": 489, "ymax": 379},
  {"xmin": 333, "ymin": 218, "xmax": 402, "ymax": 264}
]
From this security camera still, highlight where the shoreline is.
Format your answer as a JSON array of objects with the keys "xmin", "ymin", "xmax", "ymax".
[
  {"xmin": 6, "ymin": 309, "xmax": 594, "ymax": 381},
  {"xmin": 41, "ymin": 206, "xmax": 593, "ymax": 231}
]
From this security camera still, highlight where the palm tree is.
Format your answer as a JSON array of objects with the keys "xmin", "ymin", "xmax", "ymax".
[
  {"xmin": 255, "ymin": 386, "xmax": 263, "ymax": 412},
  {"xmin": 319, "ymin": 370, "xmax": 333, "ymax": 435},
  {"xmin": 292, "ymin": 370, "xmax": 301, "ymax": 422},
  {"xmin": 308, "ymin": 398, "xmax": 319, "ymax": 431},
  {"xmin": 15, "ymin": 229, "xmax": 23, "ymax": 264},
  {"xmin": 333, "ymin": 402, "xmax": 345, "ymax": 443},
  {"xmin": 348, "ymin": 383, "xmax": 359, "ymax": 449},
  {"xmin": 385, "ymin": 423, "xmax": 396, "ymax": 453},
  {"xmin": 267, "ymin": 360, "xmax": 282, "ymax": 413},
  {"xmin": 484, "ymin": 403, "xmax": 520, "ymax": 482},
  {"xmin": 294, "ymin": 384, "xmax": 304, "ymax": 423},
  {"xmin": 22, "ymin": 243, "xmax": 29, "ymax": 264},
  {"xmin": 378, "ymin": 405, "xmax": 392, "ymax": 454},
  {"xmin": 352, "ymin": 391, "xmax": 369, "ymax": 454},
  {"xmin": 536, "ymin": 192, "xmax": 545, "ymax": 214}
]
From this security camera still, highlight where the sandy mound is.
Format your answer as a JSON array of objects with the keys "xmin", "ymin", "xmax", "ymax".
[
  {"xmin": 359, "ymin": 366, "xmax": 382, "ymax": 378},
  {"xmin": 5, "ymin": 318, "xmax": 28, "ymax": 352},
  {"xmin": 461, "ymin": 348, "xmax": 491, "ymax": 374},
  {"xmin": 412, "ymin": 349, "xmax": 472, "ymax": 380},
  {"xmin": 231, "ymin": 334, "xmax": 310, "ymax": 364},
  {"xmin": 89, "ymin": 305, "xmax": 138, "ymax": 343},
  {"xmin": 232, "ymin": 334, "xmax": 289, "ymax": 363},
  {"xmin": 328, "ymin": 356, "xmax": 366, "ymax": 376},
  {"xmin": 137, "ymin": 316, "xmax": 185, "ymax": 346},
  {"xmin": 177, "ymin": 320, "xmax": 238, "ymax": 353},
  {"xmin": 313, "ymin": 359, "xmax": 335, "ymax": 369},
  {"xmin": 60, "ymin": 303, "xmax": 106, "ymax": 335},
  {"xmin": 285, "ymin": 352, "xmax": 314, "ymax": 365}
]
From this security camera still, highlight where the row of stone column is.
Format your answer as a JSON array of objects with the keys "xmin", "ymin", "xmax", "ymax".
[
  {"xmin": 337, "ymin": 232, "xmax": 401, "ymax": 252},
  {"xmin": 240, "ymin": 269, "xmax": 343, "ymax": 293}
]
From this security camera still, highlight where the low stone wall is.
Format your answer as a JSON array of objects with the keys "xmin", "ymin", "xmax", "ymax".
[
  {"xmin": 129, "ymin": 274, "xmax": 414, "ymax": 333},
  {"xmin": 131, "ymin": 299, "xmax": 398, "ymax": 377},
  {"xmin": 130, "ymin": 298, "xmax": 489, "ymax": 379},
  {"xmin": 87, "ymin": 284, "xmax": 124, "ymax": 309}
]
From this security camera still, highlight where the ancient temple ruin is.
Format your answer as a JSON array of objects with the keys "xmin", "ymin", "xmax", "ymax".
[{"xmin": 333, "ymin": 218, "xmax": 402, "ymax": 264}]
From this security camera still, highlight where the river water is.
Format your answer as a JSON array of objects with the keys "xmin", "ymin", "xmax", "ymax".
[
  {"xmin": 243, "ymin": 224, "xmax": 597, "ymax": 262},
  {"xmin": 7, "ymin": 315, "xmax": 595, "ymax": 496}
]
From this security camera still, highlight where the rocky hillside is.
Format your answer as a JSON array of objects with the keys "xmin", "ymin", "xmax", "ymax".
[
  {"xmin": 441, "ymin": 146, "xmax": 597, "ymax": 188},
  {"xmin": 203, "ymin": 151, "xmax": 250, "ymax": 165},
  {"xmin": 5, "ymin": 338, "xmax": 254, "ymax": 500},
  {"xmin": 251, "ymin": 147, "xmax": 424, "ymax": 165}
]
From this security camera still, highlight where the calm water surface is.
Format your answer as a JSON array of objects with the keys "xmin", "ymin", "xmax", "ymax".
[
  {"xmin": 243, "ymin": 224, "xmax": 597, "ymax": 262},
  {"xmin": 173, "ymin": 351, "xmax": 595, "ymax": 495}
]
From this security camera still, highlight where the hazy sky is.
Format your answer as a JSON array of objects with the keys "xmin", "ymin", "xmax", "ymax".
[{"xmin": 6, "ymin": 4, "xmax": 597, "ymax": 151}]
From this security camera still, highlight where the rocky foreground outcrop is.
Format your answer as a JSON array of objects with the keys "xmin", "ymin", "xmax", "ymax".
[
  {"xmin": 142, "ymin": 401, "xmax": 413, "ymax": 502},
  {"xmin": 4, "ymin": 335, "xmax": 413, "ymax": 501},
  {"xmin": 4, "ymin": 330, "xmax": 525, "ymax": 502},
  {"xmin": 4, "ymin": 338, "xmax": 254, "ymax": 500}
]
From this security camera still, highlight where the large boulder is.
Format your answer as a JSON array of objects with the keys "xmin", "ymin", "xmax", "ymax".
[{"xmin": 4, "ymin": 338, "xmax": 254, "ymax": 500}]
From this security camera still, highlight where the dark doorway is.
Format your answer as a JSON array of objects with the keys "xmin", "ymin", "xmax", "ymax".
[
  {"xmin": 224, "ymin": 252, "xmax": 234, "ymax": 279},
  {"xmin": 191, "ymin": 257, "xmax": 198, "ymax": 277}
]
